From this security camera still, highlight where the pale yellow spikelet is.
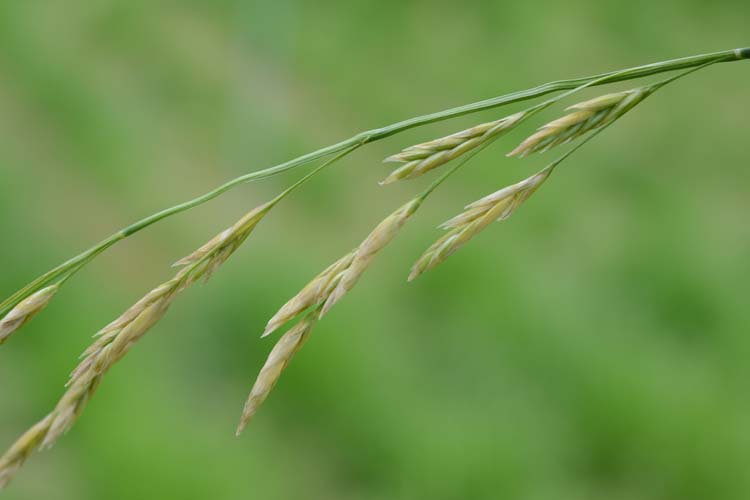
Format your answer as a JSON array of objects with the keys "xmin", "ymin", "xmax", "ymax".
[
  {"xmin": 0, "ymin": 284, "xmax": 60, "ymax": 345},
  {"xmin": 0, "ymin": 200, "xmax": 276, "ymax": 481},
  {"xmin": 69, "ymin": 277, "xmax": 180, "ymax": 385},
  {"xmin": 175, "ymin": 201, "xmax": 273, "ymax": 282},
  {"xmin": 322, "ymin": 198, "xmax": 421, "ymax": 314},
  {"xmin": 2, "ymin": 50, "xmax": 735, "ymax": 488},
  {"xmin": 173, "ymin": 228, "xmax": 233, "ymax": 267},
  {"xmin": 262, "ymin": 250, "xmax": 357, "ymax": 338},
  {"xmin": 264, "ymin": 198, "xmax": 422, "ymax": 334},
  {"xmin": 50, "ymin": 201, "xmax": 274, "ymax": 445},
  {"xmin": 48, "ymin": 293, "xmax": 175, "ymax": 448},
  {"xmin": 237, "ymin": 311, "xmax": 318, "ymax": 435},
  {"xmin": 95, "ymin": 281, "xmax": 177, "ymax": 339},
  {"xmin": 381, "ymin": 112, "xmax": 525, "ymax": 184},
  {"xmin": 43, "ymin": 374, "xmax": 98, "ymax": 450},
  {"xmin": 508, "ymin": 87, "xmax": 652, "ymax": 158},
  {"xmin": 0, "ymin": 415, "xmax": 53, "ymax": 490},
  {"xmin": 409, "ymin": 168, "xmax": 552, "ymax": 281}
]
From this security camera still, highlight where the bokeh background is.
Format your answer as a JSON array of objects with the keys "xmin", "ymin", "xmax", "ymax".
[{"xmin": 1, "ymin": 1, "xmax": 749, "ymax": 499}]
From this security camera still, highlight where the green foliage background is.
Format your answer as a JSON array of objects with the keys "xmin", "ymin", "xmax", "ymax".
[{"xmin": 1, "ymin": 2, "xmax": 748, "ymax": 499}]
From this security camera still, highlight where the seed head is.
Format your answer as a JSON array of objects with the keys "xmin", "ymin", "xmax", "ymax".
[
  {"xmin": 174, "ymin": 201, "xmax": 273, "ymax": 282},
  {"xmin": 49, "ymin": 289, "xmax": 176, "ymax": 448},
  {"xmin": 0, "ymin": 201, "xmax": 276, "ymax": 482},
  {"xmin": 263, "ymin": 250, "xmax": 357, "ymax": 338},
  {"xmin": 508, "ymin": 87, "xmax": 652, "ymax": 158},
  {"xmin": 0, "ymin": 284, "xmax": 60, "ymax": 345},
  {"xmin": 237, "ymin": 311, "xmax": 318, "ymax": 435},
  {"xmin": 381, "ymin": 112, "xmax": 525, "ymax": 184},
  {"xmin": 409, "ymin": 168, "xmax": 552, "ymax": 281},
  {"xmin": 0, "ymin": 415, "xmax": 53, "ymax": 489},
  {"xmin": 322, "ymin": 198, "xmax": 421, "ymax": 314},
  {"xmin": 54, "ymin": 202, "xmax": 276, "ymax": 445}
]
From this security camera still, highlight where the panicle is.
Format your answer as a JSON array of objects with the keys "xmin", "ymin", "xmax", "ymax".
[
  {"xmin": 409, "ymin": 168, "xmax": 552, "ymax": 281},
  {"xmin": 381, "ymin": 112, "xmax": 525, "ymax": 184},
  {"xmin": 508, "ymin": 87, "xmax": 652, "ymax": 158},
  {"xmin": 237, "ymin": 311, "xmax": 319, "ymax": 435},
  {"xmin": 0, "ymin": 285, "xmax": 60, "ymax": 345}
]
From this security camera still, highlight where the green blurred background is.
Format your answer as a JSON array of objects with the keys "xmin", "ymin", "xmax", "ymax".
[{"xmin": 1, "ymin": 1, "xmax": 749, "ymax": 499}]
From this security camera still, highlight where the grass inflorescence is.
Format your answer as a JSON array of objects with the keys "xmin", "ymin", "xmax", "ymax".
[{"xmin": 0, "ymin": 47, "xmax": 747, "ymax": 489}]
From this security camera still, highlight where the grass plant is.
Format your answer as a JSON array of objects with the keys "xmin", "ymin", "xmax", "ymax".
[{"xmin": 1, "ymin": 47, "xmax": 747, "ymax": 489}]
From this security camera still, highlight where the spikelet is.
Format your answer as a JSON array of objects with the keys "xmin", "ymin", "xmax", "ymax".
[
  {"xmin": 51, "ymin": 203, "xmax": 274, "ymax": 444},
  {"xmin": 47, "ymin": 296, "xmax": 173, "ymax": 448},
  {"xmin": 507, "ymin": 87, "xmax": 653, "ymax": 158},
  {"xmin": 244, "ymin": 199, "xmax": 423, "ymax": 431},
  {"xmin": 237, "ymin": 310, "xmax": 319, "ymax": 434},
  {"xmin": 322, "ymin": 198, "xmax": 421, "ymax": 314},
  {"xmin": 262, "ymin": 251, "xmax": 357, "ymax": 337},
  {"xmin": 174, "ymin": 201, "xmax": 273, "ymax": 282},
  {"xmin": 0, "ymin": 415, "xmax": 53, "ymax": 489},
  {"xmin": 409, "ymin": 168, "xmax": 552, "ymax": 281},
  {"xmin": 381, "ymin": 112, "xmax": 525, "ymax": 184},
  {"xmin": 263, "ymin": 197, "xmax": 422, "ymax": 338},
  {"xmin": 0, "ymin": 201, "xmax": 274, "ymax": 488},
  {"xmin": 0, "ymin": 285, "xmax": 60, "ymax": 345},
  {"xmin": 242, "ymin": 197, "xmax": 418, "ymax": 429}
]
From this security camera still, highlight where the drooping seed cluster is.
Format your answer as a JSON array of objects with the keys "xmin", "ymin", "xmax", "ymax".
[
  {"xmin": 241, "ymin": 198, "xmax": 423, "ymax": 429},
  {"xmin": 381, "ymin": 112, "xmax": 526, "ymax": 184},
  {"xmin": 0, "ymin": 285, "xmax": 60, "ymax": 345},
  {"xmin": 237, "ymin": 309, "xmax": 319, "ymax": 434},
  {"xmin": 174, "ymin": 202, "xmax": 274, "ymax": 281},
  {"xmin": 262, "ymin": 251, "xmax": 357, "ymax": 338},
  {"xmin": 264, "ymin": 197, "xmax": 422, "ymax": 337},
  {"xmin": 321, "ymin": 198, "xmax": 422, "ymax": 313},
  {"xmin": 508, "ymin": 87, "xmax": 653, "ymax": 158},
  {"xmin": 243, "ymin": 85, "xmax": 655, "ymax": 425},
  {"xmin": 409, "ymin": 167, "xmax": 553, "ymax": 281},
  {"xmin": 2, "ymin": 52, "xmax": 727, "ymax": 489},
  {"xmin": 0, "ymin": 201, "xmax": 274, "ymax": 488},
  {"xmin": 0, "ymin": 416, "xmax": 53, "ymax": 489}
]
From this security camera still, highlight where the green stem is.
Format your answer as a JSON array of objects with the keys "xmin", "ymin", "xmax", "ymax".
[
  {"xmin": 370, "ymin": 48, "xmax": 746, "ymax": 140},
  {"xmin": 270, "ymin": 145, "xmax": 360, "ymax": 205},
  {"xmin": 417, "ymin": 59, "xmax": 681, "ymax": 201},
  {"xmin": 0, "ymin": 147, "xmax": 360, "ymax": 318},
  {"xmin": 546, "ymin": 61, "xmax": 721, "ymax": 175},
  {"xmin": 2, "ymin": 47, "xmax": 747, "ymax": 318}
]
